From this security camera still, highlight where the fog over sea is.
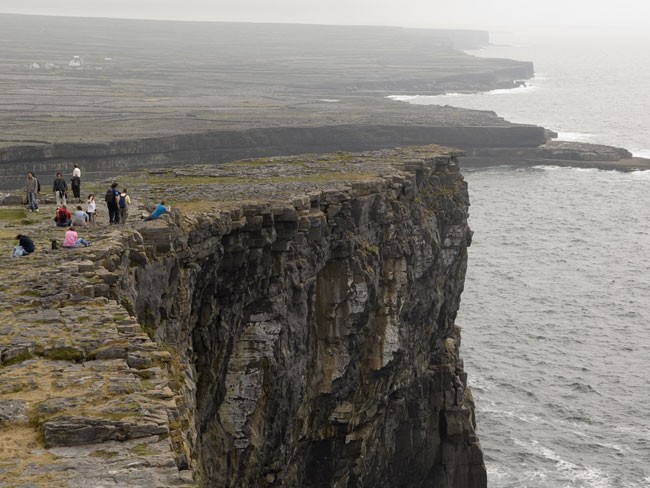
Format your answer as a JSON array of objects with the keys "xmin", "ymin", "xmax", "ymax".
[{"xmin": 393, "ymin": 29, "xmax": 650, "ymax": 487}]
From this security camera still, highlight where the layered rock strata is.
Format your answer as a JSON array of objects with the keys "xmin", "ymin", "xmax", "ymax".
[{"xmin": 0, "ymin": 145, "xmax": 484, "ymax": 487}]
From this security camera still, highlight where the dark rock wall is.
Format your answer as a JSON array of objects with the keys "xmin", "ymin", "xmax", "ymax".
[
  {"xmin": 115, "ymin": 158, "xmax": 485, "ymax": 487},
  {"xmin": 0, "ymin": 124, "xmax": 546, "ymax": 190}
]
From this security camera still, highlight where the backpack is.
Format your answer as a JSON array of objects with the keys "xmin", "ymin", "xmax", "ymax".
[
  {"xmin": 119, "ymin": 194, "xmax": 127, "ymax": 208},
  {"xmin": 105, "ymin": 188, "xmax": 115, "ymax": 203}
]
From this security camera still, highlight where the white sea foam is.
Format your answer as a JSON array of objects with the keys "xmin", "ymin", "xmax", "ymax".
[
  {"xmin": 485, "ymin": 84, "xmax": 536, "ymax": 95},
  {"xmin": 387, "ymin": 84, "xmax": 535, "ymax": 104},
  {"xmin": 318, "ymin": 99, "xmax": 340, "ymax": 103},
  {"xmin": 627, "ymin": 169, "xmax": 650, "ymax": 179},
  {"xmin": 555, "ymin": 131, "xmax": 596, "ymax": 142},
  {"xmin": 485, "ymin": 464, "xmax": 510, "ymax": 480},
  {"xmin": 386, "ymin": 94, "xmax": 419, "ymax": 102},
  {"xmin": 514, "ymin": 439, "xmax": 612, "ymax": 488}
]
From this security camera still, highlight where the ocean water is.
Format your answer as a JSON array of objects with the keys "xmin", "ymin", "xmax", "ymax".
[
  {"xmin": 391, "ymin": 28, "xmax": 650, "ymax": 158},
  {"xmin": 392, "ymin": 29, "xmax": 650, "ymax": 486},
  {"xmin": 462, "ymin": 166, "xmax": 650, "ymax": 487}
]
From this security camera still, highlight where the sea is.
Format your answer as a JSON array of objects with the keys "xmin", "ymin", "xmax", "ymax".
[{"xmin": 392, "ymin": 28, "xmax": 650, "ymax": 487}]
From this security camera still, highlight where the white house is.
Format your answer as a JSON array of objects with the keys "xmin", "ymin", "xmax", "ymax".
[{"xmin": 68, "ymin": 56, "xmax": 84, "ymax": 68}]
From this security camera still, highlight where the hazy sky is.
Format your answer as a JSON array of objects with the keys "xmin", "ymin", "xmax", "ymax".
[{"xmin": 0, "ymin": 0, "xmax": 645, "ymax": 30}]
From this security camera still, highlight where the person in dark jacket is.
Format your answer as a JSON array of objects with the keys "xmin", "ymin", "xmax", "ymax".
[
  {"xmin": 106, "ymin": 182, "xmax": 120, "ymax": 224},
  {"xmin": 12, "ymin": 234, "xmax": 35, "ymax": 257},
  {"xmin": 53, "ymin": 172, "xmax": 68, "ymax": 207}
]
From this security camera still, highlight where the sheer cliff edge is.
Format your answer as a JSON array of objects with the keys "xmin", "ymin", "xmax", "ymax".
[{"xmin": 0, "ymin": 146, "xmax": 485, "ymax": 487}]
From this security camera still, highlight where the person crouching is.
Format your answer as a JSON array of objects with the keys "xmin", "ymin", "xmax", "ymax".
[
  {"xmin": 54, "ymin": 205, "xmax": 72, "ymax": 227},
  {"xmin": 12, "ymin": 234, "xmax": 35, "ymax": 257}
]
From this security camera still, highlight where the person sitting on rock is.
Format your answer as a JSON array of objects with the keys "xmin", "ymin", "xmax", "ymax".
[
  {"xmin": 143, "ymin": 201, "xmax": 169, "ymax": 222},
  {"xmin": 62, "ymin": 227, "xmax": 90, "ymax": 248},
  {"xmin": 72, "ymin": 205, "xmax": 89, "ymax": 227},
  {"xmin": 54, "ymin": 205, "xmax": 72, "ymax": 227},
  {"xmin": 12, "ymin": 234, "xmax": 35, "ymax": 257}
]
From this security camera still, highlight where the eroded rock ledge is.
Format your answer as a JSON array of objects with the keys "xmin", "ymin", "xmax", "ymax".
[{"xmin": 0, "ymin": 145, "xmax": 484, "ymax": 487}]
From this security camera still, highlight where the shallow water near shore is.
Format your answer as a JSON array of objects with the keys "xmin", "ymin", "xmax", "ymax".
[{"xmin": 459, "ymin": 165, "xmax": 650, "ymax": 487}]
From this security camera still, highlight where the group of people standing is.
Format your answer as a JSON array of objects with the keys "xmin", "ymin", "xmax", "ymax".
[
  {"xmin": 26, "ymin": 166, "xmax": 134, "ymax": 226},
  {"xmin": 52, "ymin": 164, "xmax": 82, "ymax": 206},
  {"xmin": 25, "ymin": 164, "xmax": 82, "ymax": 213},
  {"xmin": 105, "ymin": 183, "xmax": 131, "ymax": 225},
  {"xmin": 54, "ymin": 185, "xmax": 131, "ymax": 226}
]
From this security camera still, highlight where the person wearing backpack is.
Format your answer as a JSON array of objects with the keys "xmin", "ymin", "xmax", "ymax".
[
  {"xmin": 105, "ymin": 182, "xmax": 120, "ymax": 224},
  {"xmin": 54, "ymin": 205, "xmax": 72, "ymax": 227},
  {"xmin": 118, "ymin": 188, "xmax": 131, "ymax": 225}
]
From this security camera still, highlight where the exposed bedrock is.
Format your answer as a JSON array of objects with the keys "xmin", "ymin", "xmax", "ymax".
[
  {"xmin": 109, "ymin": 151, "xmax": 485, "ymax": 486},
  {"xmin": 0, "ymin": 123, "xmax": 546, "ymax": 190}
]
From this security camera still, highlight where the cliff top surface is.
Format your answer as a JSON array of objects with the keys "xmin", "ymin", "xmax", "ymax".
[
  {"xmin": 0, "ymin": 15, "xmax": 534, "ymax": 149},
  {"xmin": 0, "ymin": 145, "xmax": 459, "ymax": 487}
]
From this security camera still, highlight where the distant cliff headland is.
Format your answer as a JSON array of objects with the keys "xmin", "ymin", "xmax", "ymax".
[
  {"xmin": 0, "ymin": 13, "xmax": 545, "ymax": 190},
  {"xmin": 2, "ymin": 14, "xmax": 645, "ymax": 192}
]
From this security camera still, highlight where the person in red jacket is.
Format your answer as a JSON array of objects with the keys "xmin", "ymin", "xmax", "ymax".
[{"xmin": 54, "ymin": 205, "xmax": 72, "ymax": 227}]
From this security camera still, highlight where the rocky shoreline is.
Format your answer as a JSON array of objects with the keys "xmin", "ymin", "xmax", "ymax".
[{"xmin": 462, "ymin": 139, "xmax": 650, "ymax": 172}]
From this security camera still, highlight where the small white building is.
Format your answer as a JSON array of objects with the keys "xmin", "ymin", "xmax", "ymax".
[{"xmin": 68, "ymin": 56, "xmax": 84, "ymax": 68}]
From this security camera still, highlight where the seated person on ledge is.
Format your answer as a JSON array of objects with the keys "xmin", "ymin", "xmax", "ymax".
[
  {"xmin": 143, "ymin": 201, "xmax": 169, "ymax": 221},
  {"xmin": 72, "ymin": 205, "xmax": 89, "ymax": 227},
  {"xmin": 54, "ymin": 205, "xmax": 72, "ymax": 227},
  {"xmin": 63, "ymin": 227, "xmax": 90, "ymax": 248},
  {"xmin": 12, "ymin": 234, "xmax": 35, "ymax": 257}
]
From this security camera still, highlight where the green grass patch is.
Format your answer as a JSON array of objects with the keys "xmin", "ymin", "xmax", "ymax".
[
  {"xmin": 130, "ymin": 442, "xmax": 157, "ymax": 456},
  {"xmin": 0, "ymin": 208, "xmax": 26, "ymax": 222},
  {"xmin": 89, "ymin": 450, "xmax": 119, "ymax": 459},
  {"xmin": 42, "ymin": 347, "xmax": 84, "ymax": 362},
  {"xmin": 0, "ymin": 350, "xmax": 34, "ymax": 368},
  {"xmin": 147, "ymin": 172, "xmax": 373, "ymax": 187}
]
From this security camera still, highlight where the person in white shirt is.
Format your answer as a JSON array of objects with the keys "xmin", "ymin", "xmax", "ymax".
[
  {"xmin": 71, "ymin": 164, "xmax": 82, "ymax": 202},
  {"xmin": 86, "ymin": 194, "xmax": 96, "ymax": 225}
]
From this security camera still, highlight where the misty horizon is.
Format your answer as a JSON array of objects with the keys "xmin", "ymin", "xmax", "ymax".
[{"xmin": 0, "ymin": 0, "xmax": 648, "ymax": 33}]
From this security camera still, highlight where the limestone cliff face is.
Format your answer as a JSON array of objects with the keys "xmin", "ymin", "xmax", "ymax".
[
  {"xmin": 0, "ymin": 123, "xmax": 546, "ymax": 190},
  {"xmin": 112, "ymin": 149, "xmax": 485, "ymax": 487}
]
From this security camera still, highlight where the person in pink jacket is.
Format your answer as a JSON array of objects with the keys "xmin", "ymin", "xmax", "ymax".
[{"xmin": 62, "ymin": 227, "xmax": 90, "ymax": 248}]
